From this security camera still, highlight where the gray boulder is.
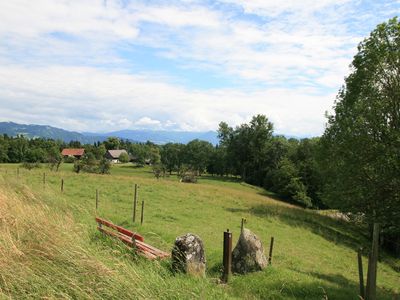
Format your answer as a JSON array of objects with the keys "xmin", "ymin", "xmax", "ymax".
[
  {"xmin": 171, "ymin": 233, "xmax": 206, "ymax": 277},
  {"xmin": 232, "ymin": 228, "xmax": 267, "ymax": 274}
]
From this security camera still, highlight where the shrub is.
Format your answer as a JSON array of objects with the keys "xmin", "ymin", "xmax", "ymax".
[
  {"xmin": 178, "ymin": 165, "xmax": 197, "ymax": 183},
  {"xmin": 21, "ymin": 162, "xmax": 41, "ymax": 170},
  {"xmin": 64, "ymin": 156, "xmax": 75, "ymax": 163},
  {"xmin": 119, "ymin": 152, "xmax": 129, "ymax": 163},
  {"xmin": 98, "ymin": 158, "xmax": 111, "ymax": 174}
]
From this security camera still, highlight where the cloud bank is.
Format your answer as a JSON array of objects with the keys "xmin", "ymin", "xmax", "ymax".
[{"xmin": 0, "ymin": 0, "xmax": 398, "ymax": 136}]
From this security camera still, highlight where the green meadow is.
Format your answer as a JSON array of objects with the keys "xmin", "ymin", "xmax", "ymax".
[{"xmin": 0, "ymin": 163, "xmax": 398, "ymax": 299}]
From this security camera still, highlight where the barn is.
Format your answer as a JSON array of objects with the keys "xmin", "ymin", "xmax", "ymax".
[
  {"xmin": 105, "ymin": 149, "xmax": 128, "ymax": 163},
  {"xmin": 61, "ymin": 148, "xmax": 85, "ymax": 159}
]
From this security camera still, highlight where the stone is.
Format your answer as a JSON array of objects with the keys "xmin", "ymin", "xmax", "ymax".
[
  {"xmin": 171, "ymin": 233, "xmax": 206, "ymax": 277},
  {"xmin": 232, "ymin": 228, "xmax": 267, "ymax": 274}
]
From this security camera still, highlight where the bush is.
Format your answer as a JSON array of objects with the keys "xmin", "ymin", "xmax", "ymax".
[
  {"xmin": 152, "ymin": 164, "xmax": 165, "ymax": 179},
  {"xmin": 73, "ymin": 156, "xmax": 112, "ymax": 175},
  {"xmin": 64, "ymin": 156, "xmax": 75, "ymax": 163},
  {"xmin": 178, "ymin": 165, "xmax": 197, "ymax": 183},
  {"xmin": 119, "ymin": 152, "xmax": 129, "ymax": 163},
  {"xmin": 98, "ymin": 158, "xmax": 111, "ymax": 174},
  {"xmin": 73, "ymin": 160, "xmax": 82, "ymax": 173},
  {"xmin": 21, "ymin": 162, "xmax": 41, "ymax": 170}
]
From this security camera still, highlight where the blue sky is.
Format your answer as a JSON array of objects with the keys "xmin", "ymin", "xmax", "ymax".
[{"xmin": 0, "ymin": 0, "xmax": 399, "ymax": 136}]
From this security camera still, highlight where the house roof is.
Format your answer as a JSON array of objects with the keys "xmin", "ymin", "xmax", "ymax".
[
  {"xmin": 107, "ymin": 149, "xmax": 128, "ymax": 159},
  {"xmin": 61, "ymin": 148, "xmax": 85, "ymax": 156}
]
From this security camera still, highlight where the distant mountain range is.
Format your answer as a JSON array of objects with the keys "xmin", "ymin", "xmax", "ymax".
[
  {"xmin": 0, "ymin": 122, "xmax": 219, "ymax": 145},
  {"xmin": 83, "ymin": 129, "xmax": 219, "ymax": 145}
]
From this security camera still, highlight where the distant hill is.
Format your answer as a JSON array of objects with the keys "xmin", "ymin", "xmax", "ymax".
[
  {"xmin": 0, "ymin": 122, "xmax": 219, "ymax": 145},
  {"xmin": 91, "ymin": 129, "xmax": 219, "ymax": 145},
  {"xmin": 0, "ymin": 122, "xmax": 107, "ymax": 144}
]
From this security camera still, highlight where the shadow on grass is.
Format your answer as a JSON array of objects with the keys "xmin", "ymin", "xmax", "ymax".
[
  {"xmin": 118, "ymin": 164, "xmax": 147, "ymax": 169},
  {"xmin": 257, "ymin": 189, "xmax": 312, "ymax": 208},
  {"xmin": 291, "ymin": 269, "xmax": 397, "ymax": 300},
  {"xmin": 226, "ymin": 203, "xmax": 369, "ymax": 251},
  {"xmin": 198, "ymin": 175, "xmax": 242, "ymax": 183},
  {"xmin": 227, "ymin": 202, "xmax": 400, "ymax": 273}
]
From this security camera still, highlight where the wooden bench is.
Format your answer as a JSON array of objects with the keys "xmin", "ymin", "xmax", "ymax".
[{"xmin": 96, "ymin": 217, "xmax": 170, "ymax": 260}]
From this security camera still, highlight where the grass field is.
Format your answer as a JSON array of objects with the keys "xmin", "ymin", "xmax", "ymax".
[{"xmin": 0, "ymin": 163, "xmax": 399, "ymax": 299}]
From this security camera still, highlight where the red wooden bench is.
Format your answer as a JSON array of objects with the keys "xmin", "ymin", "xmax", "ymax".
[{"xmin": 96, "ymin": 217, "xmax": 170, "ymax": 260}]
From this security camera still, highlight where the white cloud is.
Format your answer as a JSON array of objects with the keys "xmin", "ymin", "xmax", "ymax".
[
  {"xmin": 0, "ymin": 1, "xmax": 398, "ymax": 136},
  {"xmin": 134, "ymin": 117, "xmax": 162, "ymax": 127},
  {"xmin": 0, "ymin": 65, "xmax": 332, "ymax": 136},
  {"xmin": 219, "ymin": 0, "xmax": 352, "ymax": 16},
  {"xmin": 0, "ymin": 0, "xmax": 139, "ymax": 39}
]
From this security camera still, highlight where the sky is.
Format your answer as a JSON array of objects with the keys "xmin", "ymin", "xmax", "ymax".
[{"xmin": 0, "ymin": 1, "xmax": 399, "ymax": 136}]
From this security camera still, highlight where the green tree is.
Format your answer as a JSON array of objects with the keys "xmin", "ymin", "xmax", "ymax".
[
  {"xmin": 98, "ymin": 158, "xmax": 111, "ymax": 174},
  {"xmin": 47, "ymin": 146, "xmax": 63, "ymax": 171},
  {"xmin": 147, "ymin": 145, "xmax": 161, "ymax": 165},
  {"xmin": 104, "ymin": 137, "xmax": 121, "ymax": 150},
  {"xmin": 119, "ymin": 152, "xmax": 129, "ymax": 163},
  {"xmin": 160, "ymin": 143, "xmax": 184, "ymax": 174},
  {"xmin": 320, "ymin": 18, "xmax": 400, "ymax": 253},
  {"xmin": 129, "ymin": 143, "xmax": 147, "ymax": 166},
  {"xmin": 218, "ymin": 115, "xmax": 273, "ymax": 184},
  {"xmin": 183, "ymin": 139, "xmax": 214, "ymax": 175},
  {"xmin": 24, "ymin": 148, "xmax": 46, "ymax": 163},
  {"xmin": 0, "ymin": 136, "xmax": 9, "ymax": 162}
]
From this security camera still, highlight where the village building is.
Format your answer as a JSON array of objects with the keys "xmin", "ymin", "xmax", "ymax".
[
  {"xmin": 61, "ymin": 148, "xmax": 85, "ymax": 159},
  {"xmin": 105, "ymin": 149, "xmax": 129, "ymax": 163}
]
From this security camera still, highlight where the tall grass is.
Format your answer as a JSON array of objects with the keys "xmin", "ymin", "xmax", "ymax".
[
  {"xmin": 0, "ymin": 176, "xmax": 229, "ymax": 299},
  {"xmin": 0, "ymin": 164, "xmax": 398, "ymax": 299}
]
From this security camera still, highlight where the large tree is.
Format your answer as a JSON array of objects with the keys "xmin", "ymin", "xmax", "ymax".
[{"xmin": 320, "ymin": 18, "xmax": 400, "ymax": 254}]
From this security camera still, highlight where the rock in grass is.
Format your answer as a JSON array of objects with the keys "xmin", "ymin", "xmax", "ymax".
[
  {"xmin": 232, "ymin": 228, "xmax": 267, "ymax": 274},
  {"xmin": 172, "ymin": 233, "xmax": 206, "ymax": 277}
]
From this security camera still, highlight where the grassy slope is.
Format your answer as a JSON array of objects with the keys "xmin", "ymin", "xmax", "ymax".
[{"xmin": 0, "ymin": 163, "xmax": 398, "ymax": 299}]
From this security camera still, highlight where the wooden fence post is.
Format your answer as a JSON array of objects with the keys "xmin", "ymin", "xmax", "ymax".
[
  {"xmin": 222, "ymin": 229, "xmax": 232, "ymax": 283},
  {"xmin": 133, "ymin": 184, "xmax": 138, "ymax": 223},
  {"xmin": 96, "ymin": 189, "xmax": 99, "ymax": 211},
  {"xmin": 61, "ymin": 179, "xmax": 64, "ymax": 192},
  {"xmin": 358, "ymin": 248, "xmax": 365, "ymax": 299},
  {"xmin": 43, "ymin": 172, "xmax": 46, "ymax": 188},
  {"xmin": 140, "ymin": 200, "xmax": 144, "ymax": 225},
  {"xmin": 366, "ymin": 223, "xmax": 380, "ymax": 300},
  {"xmin": 268, "ymin": 237, "xmax": 275, "ymax": 265}
]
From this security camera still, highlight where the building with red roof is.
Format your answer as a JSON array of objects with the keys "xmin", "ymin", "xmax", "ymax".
[{"xmin": 61, "ymin": 148, "xmax": 85, "ymax": 159}]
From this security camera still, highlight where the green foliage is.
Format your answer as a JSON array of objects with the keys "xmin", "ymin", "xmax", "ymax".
[
  {"xmin": 160, "ymin": 143, "xmax": 184, "ymax": 174},
  {"xmin": 320, "ymin": 17, "xmax": 400, "ymax": 252},
  {"xmin": 104, "ymin": 137, "xmax": 121, "ymax": 150},
  {"xmin": 152, "ymin": 163, "xmax": 165, "ymax": 179},
  {"xmin": 98, "ymin": 158, "xmax": 111, "ymax": 174},
  {"xmin": 73, "ymin": 159, "xmax": 82, "ymax": 173},
  {"xmin": 183, "ymin": 139, "xmax": 213, "ymax": 174},
  {"xmin": 129, "ymin": 143, "xmax": 146, "ymax": 165},
  {"xmin": 64, "ymin": 156, "xmax": 76, "ymax": 163},
  {"xmin": 85, "ymin": 144, "xmax": 107, "ymax": 160},
  {"xmin": 118, "ymin": 152, "xmax": 129, "ymax": 163},
  {"xmin": 218, "ymin": 116, "xmax": 321, "ymax": 207},
  {"xmin": 178, "ymin": 165, "xmax": 198, "ymax": 183},
  {"xmin": 73, "ymin": 154, "xmax": 112, "ymax": 174},
  {"xmin": 24, "ymin": 148, "xmax": 46, "ymax": 163},
  {"xmin": 147, "ymin": 146, "xmax": 161, "ymax": 165},
  {"xmin": 47, "ymin": 147, "xmax": 63, "ymax": 171},
  {"xmin": 21, "ymin": 161, "xmax": 41, "ymax": 170}
]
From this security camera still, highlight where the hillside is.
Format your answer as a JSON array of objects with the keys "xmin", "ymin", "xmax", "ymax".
[
  {"xmin": 0, "ymin": 164, "xmax": 398, "ymax": 299},
  {"xmin": 0, "ymin": 122, "xmax": 106, "ymax": 144}
]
